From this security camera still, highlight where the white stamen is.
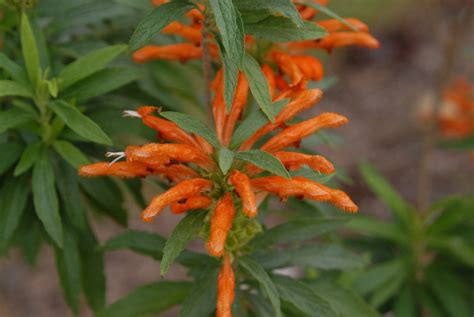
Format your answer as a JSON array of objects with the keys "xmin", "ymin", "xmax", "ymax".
[
  {"xmin": 105, "ymin": 152, "xmax": 126, "ymax": 166},
  {"xmin": 123, "ymin": 110, "xmax": 141, "ymax": 118}
]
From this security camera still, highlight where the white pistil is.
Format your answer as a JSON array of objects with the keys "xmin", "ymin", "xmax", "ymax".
[
  {"xmin": 123, "ymin": 110, "xmax": 141, "ymax": 118},
  {"xmin": 105, "ymin": 151, "xmax": 126, "ymax": 166}
]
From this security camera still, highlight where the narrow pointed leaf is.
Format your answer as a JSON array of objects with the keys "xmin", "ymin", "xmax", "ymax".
[
  {"xmin": 0, "ymin": 80, "xmax": 33, "ymax": 98},
  {"xmin": 218, "ymin": 147, "xmax": 234, "ymax": 174},
  {"xmin": 99, "ymin": 281, "xmax": 191, "ymax": 317},
  {"xmin": 161, "ymin": 211, "xmax": 207, "ymax": 276},
  {"xmin": 236, "ymin": 150, "xmax": 290, "ymax": 178},
  {"xmin": 0, "ymin": 176, "xmax": 29, "ymax": 251},
  {"xmin": 21, "ymin": 12, "xmax": 41, "ymax": 86},
  {"xmin": 161, "ymin": 111, "xmax": 220, "ymax": 148},
  {"xmin": 239, "ymin": 257, "xmax": 281, "ymax": 317},
  {"xmin": 53, "ymin": 140, "xmax": 90, "ymax": 168},
  {"xmin": 129, "ymin": 1, "xmax": 196, "ymax": 50},
  {"xmin": 49, "ymin": 101, "xmax": 112, "ymax": 145},
  {"xmin": 58, "ymin": 44, "xmax": 128, "ymax": 90},
  {"xmin": 242, "ymin": 54, "xmax": 274, "ymax": 122},
  {"xmin": 32, "ymin": 151, "xmax": 63, "ymax": 247}
]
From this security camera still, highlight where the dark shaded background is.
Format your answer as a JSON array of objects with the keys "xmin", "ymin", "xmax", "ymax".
[{"xmin": 0, "ymin": 0, "xmax": 473, "ymax": 316}]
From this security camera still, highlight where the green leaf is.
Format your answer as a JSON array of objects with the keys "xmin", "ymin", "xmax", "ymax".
[
  {"xmin": 0, "ymin": 176, "xmax": 29, "ymax": 251},
  {"xmin": 218, "ymin": 147, "xmax": 234, "ymax": 174},
  {"xmin": 78, "ymin": 225, "xmax": 106, "ymax": 312},
  {"xmin": 0, "ymin": 80, "xmax": 33, "ymax": 98},
  {"xmin": 0, "ymin": 142, "xmax": 23, "ymax": 175},
  {"xmin": 49, "ymin": 101, "xmax": 112, "ymax": 145},
  {"xmin": 211, "ymin": 0, "xmax": 245, "ymax": 110},
  {"xmin": 129, "ymin": 1, "xmax": 196, "ymax": 50},
  {"xmin": 0, "ymin": 53, "xmax": 29, "ymax": 85},
  {"xmin": 58, "ymin": 44, "xmax": 127, "ymax": 90},
  {"xmin": 230, "ymin": 99, "xmax": 288, "ymax": 149},
  {"xmin": 235, "ymin": 150, "xmax": 290, "ymax": 178},
  {"xmin": 53, "ymin": 140, "xmax": 90, "ymax": 168},
  {"xmin": 251, "ymin": 217, "xmax": 346, "ymax": 248},
  {"xmin": 428, "ymin": 236, "xmax": 474, "ymax": 268},
  {"xmin": 345, "ymin": 215, "xmax": 407, "ymax": 245},
  {"xmin": 160, "ymin": 111, "xmax": 220, "ymax": 148},
  {"xmin": 427, "ymin": 270, "xmax": 470, "ymax": 317},
  {"xmin": 394, "ymin": 287, "xmax": 417, "ymax": 317},
  {"xmin": 234, "ymin": 0, "xmax": 303, "ymax": 26},
  {"xmin": 55, "ymin": 160, "xmax": 88, "ymax": 231},
  {"xmin": 306, "ymin": 279, "xmax": 381, "ymax": 317},
  {"xmin": 179, "ymin": 268, "xmax": 219, "ymax": 317},
  {"xmin": 54, "ymin": 229, "xmax": 82, "ymax": 314},
  {"xmin": 290, "ymin": 244, "xmax": 366, "ymax": 270},
  {"xmin": 354, "ymin": 259, "xmax": 404, "ymax": 296},
  {"xmin": 161, "ymin": 211, "xmax": 207, "ymax": 276},
  {"xmin": 217, "ymin": 41, "xmax": 240, "ymax": 112},
  {"xmin": 99, "ymin": 281, "xmax": 191, "ymax": 317},
  {"xmin": 21, "ymin": 12, "xmax": 41, "ymax": 86},
  {"xmin": 239, "ymin": 257, "xmax": 281, "ymax": 317},
  {"xmin": 419, "ymin": 291, "xmax": 444, "ymax": 317},
  {"xmin": 297, "ymin": 1, "xmax": 358, "ymax": 31},
  {"xmin": 32, "ymin": 151, "xmax": 63, "ymax": 247},
  {"xmin": 80, "ymin": 178, "xmax": 128, "ymax": 226},
  {"xmin": 210, "ymin": 0, "xmax": 245, "ymax": 65},
  {"xmin": 245, "ymin": 16, "xmax": 327, "ymax": 42},
  {"xmin": 61, "ymin": 67, "xmax": 140, "ymax": 101},
  {"xmin": 369, "ymin": 270, "xmax": 405, "ymax": 308},
  {"xmin": 242, "ymin": 54, "xmax": 274, "ymax": 121},
  {"xmin": 359, "ymin": 162, "xmax": 413, "ymax": 225},
  {"xmin": 101, "ymin": 230, "xmax": 166, "ymax": 260},
  {"xmin": 272, "ymin": 275, "xmax": 337, "ymax": 317},
  {"xmin": 0, "ymin": 108, "xmax": 35, "ymax": 134}
]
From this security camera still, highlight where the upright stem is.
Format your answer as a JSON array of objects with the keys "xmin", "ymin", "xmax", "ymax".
[
  {"xmin": 201, "ymin": 15, "xmax": 212, "ymax": 113},
  {"xmin": 416, "ymin": 2, "xmax": 473, "ymax": 211}
]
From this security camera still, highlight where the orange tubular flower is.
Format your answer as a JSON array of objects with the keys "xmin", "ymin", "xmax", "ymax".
[
  {"xmin": 132, "ymin": 44, "xmax": 202, "ymax": 63},
  {"xmin": 261, "ymin": 64, "xmax": 277, "ymax": 99},
  {"xmin": 290, "ymin": 55, "xmax": 324, "ymax": 82},
  {"xmin": 150, "ymin": 164, "xmax": 200, "ymax": 183},
  {"xmin": 171, "ymin": 195, "xmax": 212, "ymax": 214},
  {"xmin": 133, "ymin": 106, "xmax": 203, "ymax": 149},
  {"xmin": 79, "ymin": 162, "xmax": 150, "ymax": 178},
  {"xmin": 271, "ymin": 51, "xmax": 304, "ymax": 85},
  {"xmin": 229, "ymin": 170, "xmax": 257, "ymax": 218},
  {"xmin": 252, "ymin": 176, "xmax": 358, "ymax": 212},
  {"xmin": 247, "ymin": 151, "xmax": 335, "ymax": 175},
  {"xmin": 261, "ymin": 112, "xmax": 349, "ymax": 152},
  {"xmin": 314, "ymin": 32, "xmax": 380, "ymax": 51},
  {"xmin": 141, "ymin": 178, "xmax": 212, "ymax": 222},
  {"xmin": 223, "ymin": 74, "xmax": 250, "ymax": 146},
  {"xmin": 162, "ymin": 21, "xmax": 202, "ymax": 44},
  {"xmin": 207, "ymin": 193, "xmax": 236, "ymax": 257},
  {"xmin": 217, "ymin": 255, "xmax": 235, "ymax": 317},
  {"xmin": 240, "ymin": 89, "xmax": 323, "ymax": 150},
  {"xmin": 127, "ymin": 143, "xmax": 216, "ymax": 171},
  {"xmin": 316, "ymin": 18, "xmax": 369, "ymax": 33}
]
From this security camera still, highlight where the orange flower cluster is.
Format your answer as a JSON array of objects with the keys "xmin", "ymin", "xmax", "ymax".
[
  {"xmin": 78, "ymin": 1, "xmax": 380, "ymax": 315},
  {"xmin": 133, "ymin": 0, "xmax": 380, "ymax": 84},
  {"xmin": 438, "ymin": 77, "xmax": 474, "ymax": 138}
]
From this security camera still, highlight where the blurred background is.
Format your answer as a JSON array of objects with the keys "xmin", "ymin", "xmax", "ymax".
[{"xmin": 0, "ymin": 0, "xmax": 472, "ymax": 316}]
